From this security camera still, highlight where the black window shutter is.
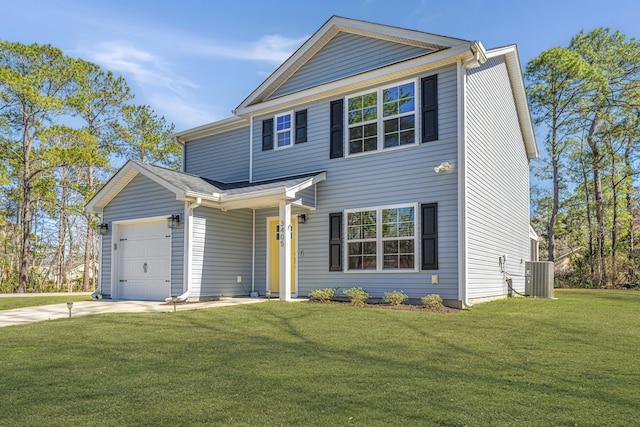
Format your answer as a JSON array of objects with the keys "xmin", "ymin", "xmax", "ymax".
[
  {"xmin": 262, "ymin": 118, "xmax": 273, "ymax": 151},
  {"xmin": 421, "ymin": 75, "xmax": 438, "ymax": 143},
  {"xmin": 329, "ymin": 99, "xmax": 344, "ymax": 158},
  {"xmin": 329, "ymin": 212, "xmax": 343, "ymax": 271},
  {"xmin": 295, "ymin": 110, "xmax": 307, "ymax": 144},
  {"xmin": 421, "ymin": 203, "xmax": 438, "ymax": 270}
]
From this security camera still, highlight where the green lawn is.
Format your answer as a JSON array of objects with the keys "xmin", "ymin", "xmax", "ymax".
[
  {"xmin": 0, "ymin": 295, "xmax": 91, "ymax": 310},
  {"xmin": 0, "ymin": 289, "xmax": 638, "ymax": 426}
]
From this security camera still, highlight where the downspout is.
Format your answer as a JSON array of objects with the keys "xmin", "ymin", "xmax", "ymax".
[
  {"xmin": 250, "ymin": 208, "xmax": 258, "ymax": 297},
  {"xmin": 172, "ymin": 197, "xmax": 201, "ymax": 303},
  {"xmin": 92, "ymin": 212, "xmax": 103, "ymax": 299},
  {"xmin": 457, "ymin": 47, "xmax": 485, "ymax": 309},
  {"xmin": 249, "ymin": 116, "xmax": 253, "ymax": 183}
]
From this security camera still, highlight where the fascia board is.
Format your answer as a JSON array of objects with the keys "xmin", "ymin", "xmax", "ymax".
[
  {"xmin": 486, "ymin": 45, "xmax": 539, "ymax": 160},
  {"xmin": 235, "ymin": 44, "xmax": 472, "ymax": 117}
]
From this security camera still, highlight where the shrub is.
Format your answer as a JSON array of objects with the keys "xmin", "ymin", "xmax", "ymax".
[
  {"xmin": 384, "ymin": 290, "xmax": 408, "ymax": 306},
  {"xmin": 343, "ymin": 287, "xmax": 370, "ymax": 305},
  {"xmin": 421, "ymin": 294, "xmax": 443, "ymax": 309},
  {"xmin": 308, "ymin": 287, "xmax": 338, "ymax": 302}
]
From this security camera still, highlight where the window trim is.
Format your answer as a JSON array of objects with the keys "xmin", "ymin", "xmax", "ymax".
[
  {"xmin": 344, "ymin": 202, "xmax": 419, "ymax": 273},
  {"xmin": 274, "ymin": 110, "xmax": 294, "ymax": 150},
  {"xmin": 344, "ymin": 79, "xmax": 419, "ymax": 158}
]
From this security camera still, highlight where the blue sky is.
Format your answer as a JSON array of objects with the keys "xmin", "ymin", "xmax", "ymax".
[{"xmin": 3, "ymin": 0, "xmax": 638, "ymax": 132}]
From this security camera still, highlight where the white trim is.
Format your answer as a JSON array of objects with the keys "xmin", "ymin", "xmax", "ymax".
[
  {"xmin": 171, "ymin": 115, "xmax": 248, "ymax": 143},
  {"xmin": 265, "ymin": 214, "xmax": 298, "ymax": 299},
  {"xmin": 343, "ymin": 202, "xmax": 419, "ymax": 273},
  {"xmin": 274, "ymin": 110, "xmax": 294, "ymax": 150}
]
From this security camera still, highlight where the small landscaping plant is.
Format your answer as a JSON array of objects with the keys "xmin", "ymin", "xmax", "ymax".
[
  {"xmin": 343, "ymin": 287, "xmax": 370, "ymax": 305},
  {"xmin": 421, "ymin": 294, "xmax": 443, "ymax": 309},
  {"xmin": 308, "ymin": 287, "xmax": 338, "ymax": 302},
  {"xmin": 384, "ymin": 290, "xmax": 408, "ymax": 306}
]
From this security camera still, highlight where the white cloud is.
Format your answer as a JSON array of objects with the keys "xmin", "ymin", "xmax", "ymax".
[
  {"xmin": 180, "ymin": 34, "xmax": 308, "ymax": 64},
  {"xmin": 81, "ymin": 41, "xmax": 199, "ymax": 96}
]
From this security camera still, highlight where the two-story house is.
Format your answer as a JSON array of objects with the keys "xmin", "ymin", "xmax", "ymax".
[{"xmin": 87, "ymin": 16, "xmax": 538, "ymax": 308}]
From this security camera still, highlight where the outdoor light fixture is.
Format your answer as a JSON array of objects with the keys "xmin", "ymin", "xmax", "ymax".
[
  {"xmin": 66, "ymin": 301, "xmax": 73, "ymax": 318},
  {"xmin": 434, "ymin": 162, "xmax": 451, "ymax": 173},
  {"xmin": 167, "ymin": 214, "xmax": 180, "ymax": 229},
  {"xmin": 97, "ymin": 223, "xmax": 109, "ymax": 236},
  {"xmin": 298, "ymin": 214, "xmax": 307, "ymax": 224},
  {"xmin": 171, "ymin": 296, "xmax": 177, "ymax": 312}
]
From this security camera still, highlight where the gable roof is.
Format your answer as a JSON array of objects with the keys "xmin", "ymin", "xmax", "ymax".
[
  {"xmin": 86, "ymin": 161, "xmax": 326, "ymax": 213},
  {"xmin": 234, "ymin": 16, "xmax": 478, "ymax": 114}
]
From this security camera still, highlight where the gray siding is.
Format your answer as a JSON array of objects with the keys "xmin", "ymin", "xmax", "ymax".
[
  {"xmin": 191, "ymin": 206, "xmax": 253, "ymax": 297},
  {"xmin": 270, "ymin": 33, "xmax": 432, "ymax": 99},
  {"xmin": 101, "ymin": 173, "xmax": 185, "ymax": 297},
  {"xmin": 465, "ymin": 56, "xmax": 531, "ymax": 300},
  {"xmin": 253, "ymin": 65, "xmax": 460, "ymax": 300},
  {"xmin": 184, "ymin": 126, "xmax": 250, "ymax": 182}
]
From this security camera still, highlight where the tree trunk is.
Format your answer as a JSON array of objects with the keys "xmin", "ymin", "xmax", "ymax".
[
  {"xmin": 83, "ymin": 165, "xmax": 94, "ymax": 291},
  {"xmin": 586, "ymin": 115, "xmax": 606, "ymax": 288}
]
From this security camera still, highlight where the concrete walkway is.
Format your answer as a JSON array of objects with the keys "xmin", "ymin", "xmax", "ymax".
[{"xmin": 0, "ymin": 297, "xmax": 266, "ymax": 328}]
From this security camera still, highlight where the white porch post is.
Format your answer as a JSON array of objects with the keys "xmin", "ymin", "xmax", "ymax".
[{"xmin": 279, "ymin": 200, "xmax": 292, "ymax": 301}]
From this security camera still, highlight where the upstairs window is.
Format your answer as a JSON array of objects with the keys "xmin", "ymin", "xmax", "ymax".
[
  {"xmin": 275, "ymin": 111, "xmax": 293, "ymax": 149},
  {"xmin": 346, "ymin": 80, "xmax": 416, "ymax": 156}
]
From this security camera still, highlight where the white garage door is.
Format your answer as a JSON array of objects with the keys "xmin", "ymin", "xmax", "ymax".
[{"xmin": 116, "ymin": 219, "xmax": 171, "ymax": 301}]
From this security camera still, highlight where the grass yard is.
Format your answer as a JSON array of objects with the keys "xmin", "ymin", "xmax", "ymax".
[
  {"xmin": 0, "ymin": 289, "xmax": 638, "ymax": 426},
  {"xmin": 0, "ymin": 295, "xmax": 92, "ymax": 310}
]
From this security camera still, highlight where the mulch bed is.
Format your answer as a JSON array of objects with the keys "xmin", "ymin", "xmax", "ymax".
[{"xmin": 306, "ymin": 299, "xmax": 458, "ymax": 313}]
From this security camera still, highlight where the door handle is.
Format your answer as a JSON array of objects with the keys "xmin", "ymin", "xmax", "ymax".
[{"xmin": 143, "ymin": 262, "xmax": 148, "ymax": 273}]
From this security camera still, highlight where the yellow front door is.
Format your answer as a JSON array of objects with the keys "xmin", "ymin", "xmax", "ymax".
[{"xmin": 268, "ymin": 218, "xmax": 297, "ymax": 294}]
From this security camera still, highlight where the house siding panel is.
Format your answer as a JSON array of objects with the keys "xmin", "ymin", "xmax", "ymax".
[
  {"xmin": 253, "ymin": 65, "xmax": 459, "ymax": 300},
  {"xmin": 270, "ymin": 33, "xmax": 432, "ymax": 99},
  {"xmin": 191, "ymin": 206, "xmax": 253, "ymax": 297},
  {"xmin": 465, "ymin": 56, "xmax": 530, "ymax": 300},
  {"xmin": 101, "ymin": 174, "xmax": 184, "ymax": 298},
  {"xmin": 184, "ymin": 126, "xmax": 250, "ymax": 182}
]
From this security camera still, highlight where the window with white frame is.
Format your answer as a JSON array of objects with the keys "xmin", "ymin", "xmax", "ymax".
[
  {"xmin": 346, "ymin": 204, "xmax": 417, "ymax": 271},
  {"xmin": 275, "ymin": 111, "xmax": 293, "ymax": 149},
  {"xmin": 346, "ymin": 80, "xmax": 416, "ymax": 156}
]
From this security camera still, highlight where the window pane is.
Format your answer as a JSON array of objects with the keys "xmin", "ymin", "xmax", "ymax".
[
  {"xmin": 363, "ymin": 241, "xmax": 377, "ymax": 255},
  {"xmin": 400, "ymin": 130, "xmax": 414, "ymax": 146},
  {"xmin": 384, "ymin": 134, "xmax": 399, "ymax": 148},
  {"xmin": 348, "ymin": 226, "xmax": 360, "ymax": 240},
  {"xmin": 277, "ymin": 131, "xmax": 290, "ymax": 147},
  {"xmin": 383, "ymin": 240, "xmax": 398, "ymax": 254},
  {"xmin": 348, "ymin": 242, "xmax": 362, "ymax": 255},
  {"xmin": 400, "ymin": 254, "xmax": 414, "ymax": 269},
  {"xmin": 349, "ymin": 127, "xmax": 363, "ymax": 140},
  {"xmin": 363, "ymin": 107, "xmax": 377, "ymax": 121},
  {"xmin": 400, "ymin": 115, "xmax": 415, "ymax": 130},
  {"xmin": 399, "ymin": 240, "xmax": 414, "ymax": 253},
  {"xmin": 362, "ymin": 256, "xmax": 377, "ymax": 269},
  {"xmin": 276, "ymin": 114, "xmax": 291, "ymax": 131},
  {"xmin": 349, "ymin": 256, "xmax": 362, "ymax": 270},
  {"xmin": 364, "ymin": 137, "xmax": 377, "ymax": 152},
  {"xmin": 363, "ymin": 224, "xmax": 376, "ymax": 239},
  {"xmin": 363, "ymin": 92, "xmax": 377, "ymax": 108},
  {"xmin": 350, "ymin": 140, "xmax": 362, "ymax": 154},
  {"xmin": 363, "ymin": 123, "xmax": 377, "ymax": 138},
  {"xmin": 384, "ymin": 118, "xmax": 398, "ymax": 133},
  {"xmin": 363, "ymin": 210, "xmax": 376, "ymax": 224},
  {"xmin": 349, "ymin": 110, "xmax": 363, "ymax": 125},
  {"xmin": 384, "ymin": 255, "xmax": 398, "ymax": 269},
  {"xmin": 348, "ymin": 97, "xmax": 362, "ymax": 111}
]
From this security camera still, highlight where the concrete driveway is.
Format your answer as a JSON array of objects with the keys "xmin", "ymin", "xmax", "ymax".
[{"xmin": 0, "ymin": 297, "xmax": 266, "ymax": 328}]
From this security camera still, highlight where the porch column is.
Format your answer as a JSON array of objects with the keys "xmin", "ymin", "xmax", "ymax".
[{"xmin": 279, "ymin": 200, "xmax": 292, "ymax": 301}]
